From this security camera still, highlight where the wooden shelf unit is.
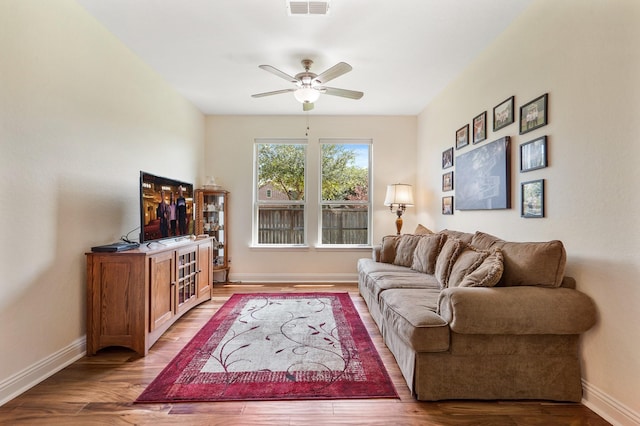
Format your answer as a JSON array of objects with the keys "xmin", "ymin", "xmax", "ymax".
[
  {"xmin": 85, "ymin": 237, "xmax": 213, "ymax": 356},
  {"xmin": 195, "ymin": 189, "xmax": 229, "ymax": 282}
]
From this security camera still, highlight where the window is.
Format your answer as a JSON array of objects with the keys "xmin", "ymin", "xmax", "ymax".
[
  {"xmin": 320, "ymin": 140, "xmax": 371, "ymax": 245},
  {"xmin": 254, "ymin": 140, "xmax": 307, "ymax": 245}
]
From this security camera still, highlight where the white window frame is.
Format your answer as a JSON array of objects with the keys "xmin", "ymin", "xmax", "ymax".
[
  {"xmin": 253, "ymin": 138, "xmax": 308, "ymax": 247},
  {"xmin": 318, "ymin": 138, "xmax": 372, "ymax": 247}
]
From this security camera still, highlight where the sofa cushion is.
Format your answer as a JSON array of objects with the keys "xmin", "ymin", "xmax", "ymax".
[
  {"xmin": 414, "ymin": 224, "xmax": 434, "ymax": 235},
  {"xmin": 497, "ymin": 240, "xmax": 566, "ymax": 288},
  {"xmin": 364, "ymin": 271, "xmax": 440, "ymax": 301},
  {"xmin": 434, "ymin": 237, "xmax": 465, "ymax": 289},
  {"xmin": 379, "ymin": 235, "xmax": 399, "ymax": 263},
  {"xmin": 471, "ymin": 232, "xmax": 567, "ymax": 288},
  {"xmin": 440, "ymin": 229, "xmax": 473, "ymax": 244},
  {"xmin": 470, "ymin": 231, "xmax": 502, "ymax": 250},
  {"xmin": 447, "ymin": 244, "xmax": 490, "ymax": 288},
  {"xmin": 393, "ymin": 234, "xmax": 423, "ymax": 267},
  {"xmin": 380, "ymin": 288, "xmax": 450, "ymax": 352},
  {"xmin": 411, "ymin": 233, "xmax": 446, "ymax": 274},
  {"xmin": 458, "ymin": 248, "xmax": 504, "ymax": 287}
]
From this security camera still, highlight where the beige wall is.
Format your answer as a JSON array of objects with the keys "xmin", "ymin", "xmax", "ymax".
[
  {"xmin": 205, "ymin": 115, "xmax": 417, "ymax": 282},
  {"xmin": 0, "ymin": 1, "xmax": 204, "ymax": 403},
  {"xmin": 417, "ymin": 0, "xmax": 640, "ymax": 423}
]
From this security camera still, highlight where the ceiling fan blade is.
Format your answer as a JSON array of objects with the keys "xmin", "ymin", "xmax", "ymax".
[
  {"xmin": 258, "ymin": 65, "xmax": 298, "ymax": 83},
  {"xmin": 303, "ymin": 102, "xmax": 314, "ymax": 112},
  {"xmin": 251, "ymin": 88, "xmax": 296, "ymax": 98},
  {"xmin": 313, "ymin": 62, "xmax": 352, "ymax": 84},
  {"xmin": 322, "ymin": 87, "xmax": 364, "ymax": 100}
]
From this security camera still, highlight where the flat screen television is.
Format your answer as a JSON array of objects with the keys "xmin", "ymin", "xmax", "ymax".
[{"xmin": 139, "ymin": 171, "xmax": 194, "ymax": 244}]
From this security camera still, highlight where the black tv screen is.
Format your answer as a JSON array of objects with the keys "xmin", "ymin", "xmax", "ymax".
[{"xmin": 140, "ymin": 171, "xmax": 194, "ymax": 244}]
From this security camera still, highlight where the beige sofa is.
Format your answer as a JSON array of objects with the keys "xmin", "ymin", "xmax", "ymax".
[{"xmin": 357, "ymin": 228, "xmax": 597, "ymax": 401}]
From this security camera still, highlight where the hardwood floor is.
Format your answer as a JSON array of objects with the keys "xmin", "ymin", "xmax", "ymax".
[{"xmin": 0, "ymin": 283, "xmax": 609, "ymax": 425}]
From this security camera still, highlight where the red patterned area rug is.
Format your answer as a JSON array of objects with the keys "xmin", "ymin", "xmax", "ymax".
[{"xmin": 135, "ymin": 292, "xmax": 398, "ymax": 403}]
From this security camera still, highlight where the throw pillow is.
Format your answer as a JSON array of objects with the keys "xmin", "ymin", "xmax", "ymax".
[
  {"xmin": 411, "ymin": 233, "xmax": 446, "ymax": 274},
  {"xmin": 393, "ymin": 234, "xmax": 423, "ymax": 267},
  {"xmin": 434, "ymin": 237, "xmax": 465, "ymax": 289},
  {"xmin": 458, "ymin": 248, "xmax": 504, "ymax": 287},
  {"xmin": 379, "ymin": 235, "xmax": 400, "ymax": 264},
  {"xmin": 448, "ymin": 244, "xmax": 490, "ymax": 287},
  {"xmin": 414, "ymin": 224, "xmax": 434, "ymax": 235}
]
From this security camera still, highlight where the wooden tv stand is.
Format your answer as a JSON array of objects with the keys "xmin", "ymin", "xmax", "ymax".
[{"xmin": 85, "ymin": 237, "xmax": 214, "ymax": 356}]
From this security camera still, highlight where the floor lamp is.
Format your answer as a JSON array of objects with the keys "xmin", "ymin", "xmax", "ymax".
[{"xmin": 384, "ymin": 184, "xmax": 414, "ymax": 235}]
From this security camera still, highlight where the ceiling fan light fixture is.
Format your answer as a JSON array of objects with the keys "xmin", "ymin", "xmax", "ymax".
[{"xmin": 294, "ymin": 87, "xmax": 320, "ymax": 103}]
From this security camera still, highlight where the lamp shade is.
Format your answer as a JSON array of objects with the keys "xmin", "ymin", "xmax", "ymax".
[
  {"xmin": 294, "ymin": 87, "xmax": 320, "ymax": 103},
  {"xmin": 384, "ymin": 184, "xmax": 414, "ymax": 207}
]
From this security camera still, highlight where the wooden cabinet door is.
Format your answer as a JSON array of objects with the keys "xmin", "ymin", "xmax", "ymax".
[
  {"xmin": 149, "ymin": 250, "xmax": 175, "ymax": 332},
  {"xmin": 197, "ymin": 240, "xmax": 212, "ymax": 301}
]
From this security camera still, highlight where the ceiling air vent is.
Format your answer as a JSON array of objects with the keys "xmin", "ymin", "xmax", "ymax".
[{"xmin": 287, "ymin": 1, "xmax": 331, "ymax": 15}]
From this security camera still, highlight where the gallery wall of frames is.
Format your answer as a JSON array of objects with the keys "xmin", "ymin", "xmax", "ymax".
[{"xmin": 441, "ymin": 93, "xmax": 549, "ymax": 218}]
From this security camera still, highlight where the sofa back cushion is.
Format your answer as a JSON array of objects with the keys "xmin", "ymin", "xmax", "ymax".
[
  {"xmin": 379, "ymin": 235, "xmax": 400, "ymax": 263},
  {"xmin": 411, "ymin": 233, "xmax": 446, "ymax": 275},
  {"xmin": 497, "ymin": 240, "xmax": 566, "ymax": 287},
  {"xmin": 440, "ymin": 229, "xmax": 473, "ymax": 244},
  {"xmin": 472, "ymin": 231, "xmax": 567, "ymax": 288},
  {"xmin": 393, "ymin": 234, "xmax": 423, "ymax": 267}
]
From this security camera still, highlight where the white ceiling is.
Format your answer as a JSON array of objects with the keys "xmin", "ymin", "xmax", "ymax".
[{"xmin": 77, "ymin": 0, "xmax": 533, "ymax": 116}]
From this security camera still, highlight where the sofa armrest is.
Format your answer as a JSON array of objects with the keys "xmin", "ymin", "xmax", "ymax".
[
  {"xmin": 372, "ymin": 244, "xmax": 382, "ymax": 262},
  {"xmin": 438, "ymin": 286, "xmax": 596, "ymax": 335}
]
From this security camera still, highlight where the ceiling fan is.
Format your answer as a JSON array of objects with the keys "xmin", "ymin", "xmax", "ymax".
[{"xmin": 251, "ymin": 59, "xmax": 364, "ymax": 111}]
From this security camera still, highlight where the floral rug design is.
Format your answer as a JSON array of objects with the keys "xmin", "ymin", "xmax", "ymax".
[{"xmin": 135, "ymin": 292, "xmax": 398, "ymax": 402}]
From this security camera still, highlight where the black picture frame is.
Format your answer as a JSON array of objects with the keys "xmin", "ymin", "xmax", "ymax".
[
  {"xmin": 455, "ymin": 137, "xmax": 511, "ymax": 210},
  {"xmin": 456, "ymin": 124, "xmax": 469, "ymax": 149},
  {"xmin": 472, "ymin": 111, "xmax": 487, "ymax": 144},
  {"xmin": 520, "ymin": 136, "xmax": 548, "ymax": 172},
  {"xmin": 493, "ymin": 96, "xmax": 514, "ymax": 131},
  {"xmin": 442, "ymin": 171, "xmax": 454, "ymax": 192},
  {"xmin": 521, "ymin": 179, "xmax": 545, "ymax": 218},
  {"xmin": 442, "ymin": 196, "xmax": 454, "ymax": 215},
  {"xmin": 520, "ymin": 93, "xmax": 548, "ymax": 134},
  {"xmin": 442, "ymin": 147, "xmax": 454, "ymax": 169}
]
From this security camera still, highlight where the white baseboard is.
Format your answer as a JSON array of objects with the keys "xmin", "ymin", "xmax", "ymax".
[
  {"xmin": 582, "ymin": 379, "xmax": 640, "ymax": 426},
  {"xmin": 225, "ymin": 272, "xmax": 359, "ymax": 284},
  {"xmin": 0, "ymin": 337, "xmax": 86, "ymax": 407}
]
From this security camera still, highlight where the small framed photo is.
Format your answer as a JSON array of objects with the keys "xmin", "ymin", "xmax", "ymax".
[
  {"xmin": 456, "ymin": 124, "xmax": 469, "ymax": 149},
  {"xmin": 442, "ymin": 171, "xmax": 454, "ymax": 192},
  {"xmin": 520, "ymin": 136, "xmax": 548, "ymax": 172},
  {"xmin": 442, "ymin": 147, "xmax": 454, "ymax": 169},
  {"xmin": 493, "ymin": 96, "xmax": 514, "ymax": 131},
  {"xmin": 442, "ymin": 196, "xmax": 454, "ymax": 215},
  {"xmin": 520, "ymin": 93, "xmax": 548, "ymax": 134},
  {"xmin": 521, "ymin": 179, "xmax": 544, "ymax": 218},
  {"xmin": 472, "ymin": 111, "xmax": 487, "ymax": 144}
]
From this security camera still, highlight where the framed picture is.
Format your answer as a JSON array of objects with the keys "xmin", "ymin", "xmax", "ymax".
[
  {"xmin": 521, "ymin": 179, "xmax": 544, "ymax": 218},
  {"xmin": 520, "ymin": 93, "xmax": 548, "ymax": 134},
  {"xmin": 493, "ymin": 96, "xmax": 514, "ymax": 131},
  {"xmin": 520, "ymin": 136, "xmax": 548, "ymax": 172},
  {"xmin": 456, "ymin": 136, "xmax": 511, "ymax": 210},
  {"xmin": 456, "ymin": 124, "xmax": 469, "ymax": 149},
  {"xmin": 472, "ymin": 111, "xmax": 487, "ymax": 144},
  {"xmin": 442, "ymin": 147, "xmax": 454, "ymax": 169},
  {"xmin": 442, "ymin": 171, "xmax": 454, "ymax": 192},
  {"xmin": 442, "ymin": 196, "xmax": 454, "ymax": 215}
]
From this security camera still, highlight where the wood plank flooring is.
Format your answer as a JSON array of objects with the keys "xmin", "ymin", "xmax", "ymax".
[{"xmin": 0, "ymin": 283, "xmax": 610, "ymax": 425}]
